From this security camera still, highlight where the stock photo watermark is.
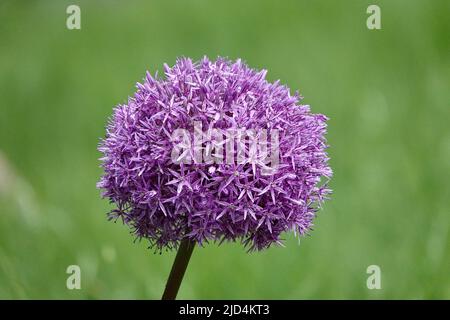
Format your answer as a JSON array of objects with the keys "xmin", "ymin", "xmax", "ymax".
[
  {"xmin": 367, "ymin": 5, "xmax": 381, "ymax": 30},
  {"xmin": 66, "ymin": 265, "xmax": 81, "ymax": 290},
  {"xmin": 171, "ymin": 121, "xmax": 280, "ymax": 175},
  {"xmin": 366, "ymin": 265, "xmax": 381, "ymax": 290},
  {"xmin": 66, "ymin": 5, "xmax": 81, "ymax": 30}
]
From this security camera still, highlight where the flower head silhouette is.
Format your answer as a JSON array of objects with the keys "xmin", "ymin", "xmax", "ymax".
[{"xmin": 98, "ymin": 57, "xmax": 332, "ymax": 253}]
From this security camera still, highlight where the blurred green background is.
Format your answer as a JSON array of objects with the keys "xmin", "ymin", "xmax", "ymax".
[{"xmin": 0, "ymin": 0, "xmax": 449, "ymax": 299}]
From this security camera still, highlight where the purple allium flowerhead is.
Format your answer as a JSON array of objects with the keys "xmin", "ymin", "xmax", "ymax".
[{"xmin": 97, "ymin": 57, "xmax": 332, "ymax": 252}]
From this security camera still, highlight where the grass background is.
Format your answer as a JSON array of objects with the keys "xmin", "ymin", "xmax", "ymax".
[{"xmin": 0, "ymin": 0, "xmax": 449, "ymax": 299}]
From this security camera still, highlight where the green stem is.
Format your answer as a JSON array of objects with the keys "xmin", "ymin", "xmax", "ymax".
[{"xmin": 161, "ymin": 238, "xmax": 195, "ymax": 300}]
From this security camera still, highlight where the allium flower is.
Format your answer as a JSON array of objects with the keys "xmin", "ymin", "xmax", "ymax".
[{"xmin": 97, "ymin": 57, "xmax": 332, "ymax": 253}]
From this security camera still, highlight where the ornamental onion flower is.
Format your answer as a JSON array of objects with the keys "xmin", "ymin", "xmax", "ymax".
[{"xmin": 97, "ymin": 56, "xmax": 332, "ymax": 299}]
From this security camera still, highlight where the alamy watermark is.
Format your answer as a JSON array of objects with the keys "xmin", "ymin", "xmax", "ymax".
[
  {"xmin": 366, "ymin": 5, "xmax": 381, "ymax": 30},
  {"xmin": 66, "ymin": 265, "xmax": 81, "ymax": 290},
  {"xmin": 366, "ymin": 265, "xmax": 381, "ymax": 290},
  {"xmin": 171, "ymin": 122, "xmax": 280, "ymax": 175},
  {"xmin": 66, "ymin": 5, "xmax": 81, "ymax": 30}
]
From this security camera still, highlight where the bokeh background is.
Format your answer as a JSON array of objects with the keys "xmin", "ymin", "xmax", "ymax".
[{"xmin": 0, "ymin": 0, "xmax": 449, "ymax": 299}]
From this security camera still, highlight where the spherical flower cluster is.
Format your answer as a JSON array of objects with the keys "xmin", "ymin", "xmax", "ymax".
[{"xmin": 97, "ymin": 57, "xmax": 332, "ymax": 251}]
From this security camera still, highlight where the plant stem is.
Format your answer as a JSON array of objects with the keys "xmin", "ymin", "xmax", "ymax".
[{"xmin": 161, "ymin": 238, "xmax": 195, "ymax": 300}]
